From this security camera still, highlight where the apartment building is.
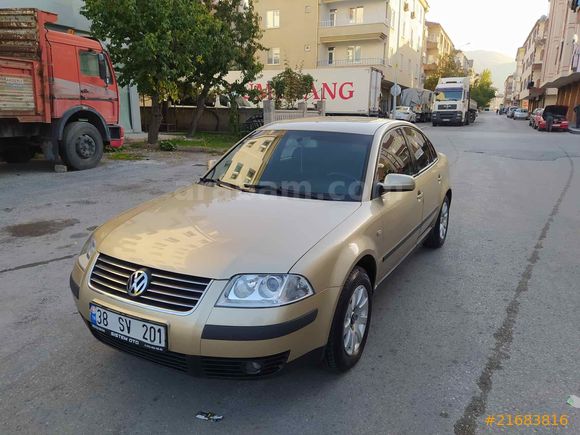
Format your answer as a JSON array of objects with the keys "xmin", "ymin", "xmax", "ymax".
[
  {"xmin": 511, "ymin": 47, "xmax": 526, "ymax": 107},
  {"xmin": 540, "ymin": 0, "xmax": 580, "ymax": 122},
  {"xmin": 254, "ymin": 0, "xmax": 429, "ymax": 111},
  {"xmin": 503, "ymin": 74, "xmax": 514, "ymax": 106},
  {"xmin": 424, "ymin": 21, "xmax": 454, "ymax": 76},
  {"xmin": 514, "ymin": 16, "xmax": 552, "ymax": 111}
]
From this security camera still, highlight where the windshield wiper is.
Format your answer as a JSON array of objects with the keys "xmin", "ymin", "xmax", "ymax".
[
  {"xmin": 199, "ymin": 176, "xmax": 216, "ymax": 184},
  {"xmin": 215, "ymin": 179, "xmax": 249, "ymax": 192}
]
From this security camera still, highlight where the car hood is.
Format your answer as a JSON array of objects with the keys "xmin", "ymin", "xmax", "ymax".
[
  {"xmin": 544, "ymin": 105, "xmax": 568, "ymax": 117},
  {"xmin": 98, "ymin": 184, "xmax": 360, "ymax": 279}
]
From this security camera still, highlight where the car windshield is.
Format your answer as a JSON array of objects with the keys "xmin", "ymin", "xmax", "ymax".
[
  {"xmin": 202, "ymin": 129, "xmax": 373, "ymax": 202},
  {"xmin": 435, "ymin": 87, "xmax": 463, "ymax": 101}
]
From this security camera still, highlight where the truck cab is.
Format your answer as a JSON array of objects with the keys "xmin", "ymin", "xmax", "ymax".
[
  {"xmin": 432, "ymin": 77, "xmax": 477, "ymax": 126},
  {"xmin": 0, "ymin": 8, "xmax": 123, "ymax": 170}
]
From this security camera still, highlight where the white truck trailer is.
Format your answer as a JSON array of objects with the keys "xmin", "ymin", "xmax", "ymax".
[
  {"xmin": 432, "ymin": 77, "xmax": 478, "ymax": 126},
  {"xmin": 224, "ymin": 67, "xmax": 383, "ymax": 116},
  {"xmin": 400, "ymin": 88, "xmax": 435, "ymax": 122}
]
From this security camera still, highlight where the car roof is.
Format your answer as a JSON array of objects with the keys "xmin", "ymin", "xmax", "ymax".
[{"xmin": 263, "ymin": 117, "xmax": 406, "ymax": 135}]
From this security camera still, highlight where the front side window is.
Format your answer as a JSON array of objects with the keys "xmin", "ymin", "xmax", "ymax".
[
  {"xmin": 402, "ymin": 126, "xmax": 436, "ymax": 172},
  {"xmin": 205, "ymin": 130, "xmax": 373, "ymax": 202},
  {"xmin": 375, "ymin": 129, "xmax": 414, "ymax": 186},
  {"xmin": 79, "ymin": 51, "xmax": 100, "ymax": 77},
  {"xmin": 267, "ymin": 48, "xmax": 280, "ymax": 65},
  {"xmin": 266, "ymin": 10, "xmax": 280, "ymax": 28}
]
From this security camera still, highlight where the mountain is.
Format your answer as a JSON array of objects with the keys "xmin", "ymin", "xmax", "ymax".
[{"xmin": 464, "ymin": 50, "xmax": 516, "ymax": 91}]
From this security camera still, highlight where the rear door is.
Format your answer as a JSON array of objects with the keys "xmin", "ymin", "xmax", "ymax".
[
  {"xmin": 402, "ymin": 126, "xmax": 441, "ymax": 240},
  {"xmin": 372, "ymin": 128, "xmax": 423, "ymax": 279},
  {"xmin": 77, "ymin": 49, "xmax": 118, "ymax": 123}
]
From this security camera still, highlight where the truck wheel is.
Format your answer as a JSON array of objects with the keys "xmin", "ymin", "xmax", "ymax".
[
  {"xmin": 1, "ymin": 142, "xmax": 33, "ymax": 163},
  {"xmin": 465, "ymin": 114, "xmax": 470, "ymax": 126},
  {"xmin": 62, "ymin": 122, "xmax": 104, "ymax": 170}
]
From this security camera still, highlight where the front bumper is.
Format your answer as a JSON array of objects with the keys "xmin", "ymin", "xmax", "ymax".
[
  {"xmin": 432, "ymin": 111, "xmax": 463, "ymax": 123},
  {"xmin": 71, "ymin": 260, "xmax": 338, "ymax": 377}
]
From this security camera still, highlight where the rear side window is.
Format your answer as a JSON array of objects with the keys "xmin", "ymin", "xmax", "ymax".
[
  {"xmin": 402, "ymin": 126, "xmax": 436, "ymax": 172},
  {"xmin": 375, "ymin": 129, "xmax": 414, "ymax": 184},
  {"xmin": 79, "ymin": 51, "xmax": 100, "ymax": 77}
]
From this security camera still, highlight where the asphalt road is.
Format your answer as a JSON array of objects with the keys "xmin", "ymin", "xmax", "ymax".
[{"xmin": 1, "ymin": 113, "xmax": 579, "ymax": 434}]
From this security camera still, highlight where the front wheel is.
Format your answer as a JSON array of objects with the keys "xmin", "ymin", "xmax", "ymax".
[
  {"xmin": 61, "ymin": 122, "xmax": 104, "ymax": 170},
  {"xmin": 325, "ymin": 267, "xmax": 372, "ymax": 372},
  {"xmin": 424, "ymin": 196, "xmax": 450, "ymax": 249}
]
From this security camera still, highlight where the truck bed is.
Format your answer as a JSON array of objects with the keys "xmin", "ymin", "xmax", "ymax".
[{"xmin": 0, "ymin": 9, "xmax": 40, "ymax": 60}]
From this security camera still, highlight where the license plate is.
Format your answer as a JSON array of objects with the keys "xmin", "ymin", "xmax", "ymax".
[{"xmin": 89, "ymin": 303, "xmax": 167, "ymax": 352}]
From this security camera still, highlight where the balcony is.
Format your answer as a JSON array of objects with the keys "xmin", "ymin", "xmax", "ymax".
[
  {"xmin": 317, "ymin": 57, "xmax": 387, "ymax": 67},
  {"xmin": 319, "ymin": 19, "xmax": 389, "ymax": 43}
]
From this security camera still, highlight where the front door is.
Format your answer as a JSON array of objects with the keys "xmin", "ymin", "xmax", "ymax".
[
  {"xmin": 402, "ymin": 126, "xmax": 441, "ymax": 239},
  {"xmin": 77, "ymin": 49, "xmax": 118, "ymax": 124},
  {"xmin": 371, "ymin": 128, "xmax": 423, "ymax": 280}
]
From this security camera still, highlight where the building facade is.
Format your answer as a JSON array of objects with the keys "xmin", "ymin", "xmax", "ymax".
[
  {"xmin": 503, "ymin": 74, "xmax": 514, "ymax": 106},
  {"xmin": 254, "ymin": 0, "xmax": 430, "ymax": 112},
  {"xmin": 423, "ymin": 21, "xmax": 454, "ymax": 76},
  {"xmin": 515, "ymin": 16, "xmax": 551, "ymax": 111},
  {"xmin": 0, "ymin": 0, "xmax": 142, "ymax": 133},
  {"xmin": 540, "ymin": 0, "xmax": 580, "ymax": 122}
]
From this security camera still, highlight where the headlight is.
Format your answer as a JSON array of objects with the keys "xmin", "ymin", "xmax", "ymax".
[
  {"xmin": 78, "ymin": 235, "xmax": 96, "ymax": 270},
  {"xmin": 217, "ymin": 274, "xmax": 314, "ymax": 307}
]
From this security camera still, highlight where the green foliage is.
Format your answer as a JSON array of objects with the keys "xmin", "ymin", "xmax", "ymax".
[
  {"xmin": 471, "ymin": 69, "xmax": 496, "ymax": 108},
  {"xmin": 159, "ymin": 140, "xmax": 178, "ymax": 151},
  {"xmin": 424, "ymin": 50, "xmax": 468, "ymax": 91},
  {"xmin": 187, "ymin": 0, "xmax": 264, "ymax": 136},
  {"xmin": 270, "ymin": 64, "xmax": 315, "ymax": 109},
  {"xmin": 81, "ymin": 0, "xmax": 205, "ymax": 144}
]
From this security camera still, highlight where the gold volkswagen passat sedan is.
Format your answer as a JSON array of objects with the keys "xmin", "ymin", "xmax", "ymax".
[{"xmin": 70, "ymin": 118, "xmax": 451, "ymax": 378}]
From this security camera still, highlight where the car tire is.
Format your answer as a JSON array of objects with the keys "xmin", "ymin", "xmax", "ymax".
[
  {"xmin": 423, "ymin": 195, "xmax": 450, "ymax": 249},
  {"xmin": 61, "ymin": 122, "xmax": 104, "ymax": 171},
  {"xmin": 325, "ymin": 266, "xmax": 372, "ymax": 372}
]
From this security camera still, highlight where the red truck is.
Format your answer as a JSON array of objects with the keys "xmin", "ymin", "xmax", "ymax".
[{"xmin": 0, "ymin": 8, "xmax": 123, "ymax": 170}]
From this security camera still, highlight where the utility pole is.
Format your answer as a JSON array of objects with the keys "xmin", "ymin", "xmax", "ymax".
[{"xmin": 391, "ymin": 0, "xmax": 403, "ymax": 118}]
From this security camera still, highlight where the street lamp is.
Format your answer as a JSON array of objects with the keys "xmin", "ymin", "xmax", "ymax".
[{"xmin": 391, "ymin": 0, "xmax": 403, "ymax": 119}]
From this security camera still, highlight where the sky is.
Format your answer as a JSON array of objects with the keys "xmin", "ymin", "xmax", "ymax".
[{"xmin": 425, "ymin": 0, "xmax": 550, "ymax": 57}]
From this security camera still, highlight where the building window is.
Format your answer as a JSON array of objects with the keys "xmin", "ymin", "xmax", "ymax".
[
  {"xmin": 347, "ymin": 46, "xmax": 361, "ymax": 63},
  {"xmin": 349, "ymin": 6, "xmax": 364, "ymax": 24},
  {"xmin": 329, "ymin": 8, "xmax": 337, "ymax": 26},
  {"xmin": 266, "ymin": 10, "xmax": 280, "ymax": 29},
  {"xmin": 328, "ymin": 47, "xmax": 335, "ymax": 65},
  {"xmin": 244, "ymin": 168, "xmax": 256, "ymax": 185},
  {"xmin": 267, "ymin": 48, "xmax": 280, "ymax": 65},
  {"xmin": 231, "ymin": 163, "xmax": 243, "ymax": 180}
]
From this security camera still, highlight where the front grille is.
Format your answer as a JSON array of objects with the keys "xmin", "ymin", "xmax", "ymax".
[
  {"xmin": 90, "ymin": 253, "xmax": 211, "ymax": 312},
  {"xmin": 201, "ymin": 352, "xmax": 290, "ymax": 379},
  {"xmin": 439, "ymin": 104, "xmax": 457, "ymax": 110}
]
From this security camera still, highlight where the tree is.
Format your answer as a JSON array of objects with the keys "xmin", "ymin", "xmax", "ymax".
[
  {"xmin": 270, "ymin": 64, "xmax": 315, "ymax": 109},
  {"xmin": 424, "ymin": 50, "xmax": 467, "ymax": 91},
  {"xmin": 471, "ymin": 69, "xmax": 496, "ymax": 108},
  {"xmin": 186, "ymin": 0, "xmax": 264, "ymax": 137},
  {"xmin": 82, "ymin": 0, "xmax": 204, "ymax": 145}
]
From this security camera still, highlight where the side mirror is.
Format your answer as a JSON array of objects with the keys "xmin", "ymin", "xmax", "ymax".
[
  {"xmin": 97, "ymin": 53, "xmax": 110, "ymax": 85},
  {"xmin": 207, "ymin": 159, "xmax": 217, "ymax": 171},
  {"xmin": 378, "ymin": 174, "xmax": 416, "ymax": 194}
]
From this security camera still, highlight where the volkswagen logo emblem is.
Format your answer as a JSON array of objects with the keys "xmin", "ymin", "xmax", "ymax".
[{"xmin": 127, "ymin": 269, "xmax": 151, "ymax": 297}]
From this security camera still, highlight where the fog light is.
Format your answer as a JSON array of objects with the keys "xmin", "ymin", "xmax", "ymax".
[{"xmin": 244, "ymin": 361, "xmax": 263, "ymax": 375}]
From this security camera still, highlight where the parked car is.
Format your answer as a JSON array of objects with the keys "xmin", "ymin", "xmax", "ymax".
[
  {"xmin": 70, "ymin": 118, "xmax": 451, "ymax": 377},
  {"xmin": 529, "ymin": 108, "xmax": 543, "ymax": 127},
  {"xmin": 506, "ymin": 107, "xmax": 518, "ymax": 118},
  {"xmin": 513, "ymin": 108, "xmax": 529, "ymax": 120},
  {"xmin": 393, "ymin": 106, "xmax": 417, "ymax": 122},
  {"xmin": 536, "ymin": 105, "xmax": 569, "ymax": 132}
]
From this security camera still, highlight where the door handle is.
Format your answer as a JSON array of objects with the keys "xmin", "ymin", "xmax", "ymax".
[
  {"xmin": 81, "ymin": 89, "xmax": 89, "ymax": 94},
  {"xmin": 417, "ymin": 190, "xmax": 424, "ymax": 200},
  {"xmin": 437, "ymin": 174, "xmax": 442, "ymax": 183}
]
